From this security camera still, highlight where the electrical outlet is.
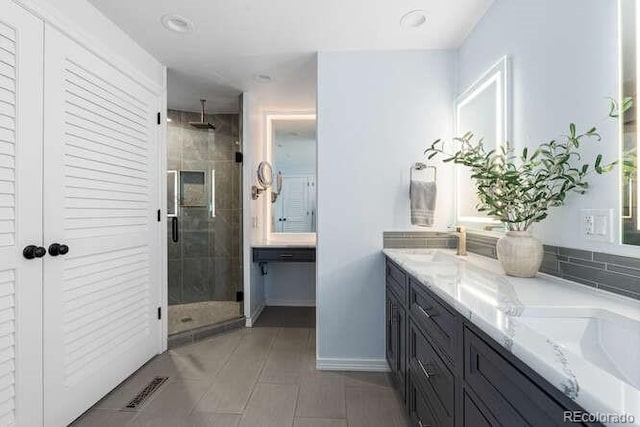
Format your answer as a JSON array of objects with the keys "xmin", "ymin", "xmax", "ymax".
[
  {"xmin": 581, "ymin": 209, "xmax": 613, "ymax": 242},
  {"xmin": 584, "ymin": 214, "xmax": 595, "ymax": 235}
]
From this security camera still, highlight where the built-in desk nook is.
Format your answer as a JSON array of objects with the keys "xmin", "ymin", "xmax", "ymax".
[{"xmin": 252, "ymin": 244, "xmax": 316, "ymax": 263}]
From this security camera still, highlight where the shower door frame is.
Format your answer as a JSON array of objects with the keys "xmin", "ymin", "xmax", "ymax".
[{"xmin": 163, "ymin": 109, "xmax": 245, "ymax": 339}]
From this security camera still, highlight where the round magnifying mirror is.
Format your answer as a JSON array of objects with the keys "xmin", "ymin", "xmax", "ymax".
[{"xmin": 257, "ymin": 161, "xmax": 274, "ymax": 189}]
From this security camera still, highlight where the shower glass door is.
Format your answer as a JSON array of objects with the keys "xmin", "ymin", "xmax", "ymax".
[{"xmin": 166, "ymin": 109, "xmax": 243, "ymax": 336}]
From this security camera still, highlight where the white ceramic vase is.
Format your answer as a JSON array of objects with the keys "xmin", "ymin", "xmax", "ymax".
[{"xmin": 496, "ymin": 231, "xmax": 543, "ymax": 278}]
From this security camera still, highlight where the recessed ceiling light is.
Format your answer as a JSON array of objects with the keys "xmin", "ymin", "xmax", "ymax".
[
  {"xmin": 400, "ymin": 10, "xmax": 428, "ymax": 29},
  {"xmin": 254, "ymin": 74, "xmax": 273, "ymax": 83},
  {"xmin": 161, "ymin": 14, "xmax": 194, "ymax": 34}
]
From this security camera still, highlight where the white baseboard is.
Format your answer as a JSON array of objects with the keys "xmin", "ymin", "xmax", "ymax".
[
  {"xmin": 316, "ymin": 357, "xmax": 390, "ymax": 372},
  {"xmin": 245, "ymin": 304, "xmax": 265, "ymax": 327},
  {"xmin": 266, "ymin": 299, "xmax": 316, "ymax": 307}
]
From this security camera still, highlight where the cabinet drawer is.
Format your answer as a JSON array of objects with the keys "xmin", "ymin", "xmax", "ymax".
[
  {"xmin": 386, "ymin": 259, "xmax": 407, "ymax": 305},
  {"xmin": 409, "ymin": 280, "xmax": 456, "ymax": 365},
  {"xmin": 252, "ymin": 248, "xmax": 316, "ymax": 262},
  {"xmin": 409, "ymin": 320, "xmax": 454, "ymax": 427},
  {"xmin": 464, "ymin": 327, "xmax": 584, "ymax": 427},
  {"xmin": 463, "ymin": 389, "xmax": 496, "ymax": 427},
  {"xmin": 408, "ymin": 377, "xmax": 439, "ymax": 427}
]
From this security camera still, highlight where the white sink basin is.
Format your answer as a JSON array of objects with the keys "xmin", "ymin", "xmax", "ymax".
[
  {"xmin": 401, "ymin": 251, "xmax": 461, "ymax": 264},
  {"xmin": 517, "ymin": 307, "xmax": 640, "ymax": 389}
]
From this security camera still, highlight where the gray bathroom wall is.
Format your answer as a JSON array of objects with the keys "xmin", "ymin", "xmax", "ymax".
[{"xmin": 167, "ymin": 109, "xmax": 243, "ymax": 305}]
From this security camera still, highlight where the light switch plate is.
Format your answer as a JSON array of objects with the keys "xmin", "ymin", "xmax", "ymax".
[{"xmin": 580, "ymin": 209, "xmax": 613, "ymax": 242}]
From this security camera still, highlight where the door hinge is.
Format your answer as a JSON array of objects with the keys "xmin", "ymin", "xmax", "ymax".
[
  {"xmin": 157, "ymin": 112, "xmax": 161, "ymax": 125},
  {"xmin": 157, "ymin": 209, "xmax": 161, "ymax": 222},
  {"xmin": 157, "ymin": 307, "xmax": 162, "ymax": 320},
  {"xmin": 235, "ymin": 152, "xmax": 243, "ymax": 163}
]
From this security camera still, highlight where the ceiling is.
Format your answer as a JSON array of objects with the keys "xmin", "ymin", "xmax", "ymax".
[{"xmin": 88, "ymin": 0, "xmax": 493, "ymax": 113}]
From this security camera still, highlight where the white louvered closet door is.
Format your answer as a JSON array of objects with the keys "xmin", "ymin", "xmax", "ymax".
[
  {"xmin": 282, "ymin": 176, "xmax": 312, "ymax": 232},
  {"xmin": 0, "ymin": 2, "xmax": 44, "ymax": 426},
  {"xmin": 43, "ymin": 26, "xmax": 161, "ymax": 426}
]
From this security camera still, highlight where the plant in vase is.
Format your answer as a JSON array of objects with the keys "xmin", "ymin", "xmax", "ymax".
[{"xmin": 424, "ymin": 99, "xmax": 631, "ymax": 277}]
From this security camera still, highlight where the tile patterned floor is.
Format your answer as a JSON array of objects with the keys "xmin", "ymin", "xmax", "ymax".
[{"xmin": 72, "ymin": 307, "xmax": 408, "ymax": 427}]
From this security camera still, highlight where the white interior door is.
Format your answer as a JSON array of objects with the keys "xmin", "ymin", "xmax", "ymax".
[
  {"xmin": 282, "ymin": 176, "xmax": 311, "ymax": 232},
  {"xmin": 0, "ymin": 2, "xmax": 44, "ymax": 426},
  {"xmin": 43, "ymin": 25, "xmax": 161, "ymax": 426}
]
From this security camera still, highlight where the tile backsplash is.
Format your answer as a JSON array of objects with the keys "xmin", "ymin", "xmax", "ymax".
[
  {"xmin": 383, "ymin": 231, "xmax": 456, "ymax": 249},
  {"xmin": 383, "ymin": 231, "xmax": 640, "ymax": 301}
]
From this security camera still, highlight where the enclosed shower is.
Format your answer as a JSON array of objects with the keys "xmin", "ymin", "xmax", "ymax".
[{"xmin": 166, "ymin": 105, "xmax": 243, "ymax": 337}]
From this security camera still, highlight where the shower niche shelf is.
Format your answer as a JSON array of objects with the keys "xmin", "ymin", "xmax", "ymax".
[{"xmin": 180, "ymin": 170, "xmax": 206, "ymax": 207}]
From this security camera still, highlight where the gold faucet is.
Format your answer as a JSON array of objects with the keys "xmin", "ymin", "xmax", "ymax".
[{"xmin": 453, "ymin": 226, "xmax": 467, "ymax": 256}]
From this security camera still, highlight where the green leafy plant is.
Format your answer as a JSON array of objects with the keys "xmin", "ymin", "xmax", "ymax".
[{"xmin": 424, "ymin": 99, "xmax": 632, "ymax": 231}]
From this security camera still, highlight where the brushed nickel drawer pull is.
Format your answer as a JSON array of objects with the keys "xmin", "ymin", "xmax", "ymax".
[
  {"xmin": 417, "ymin": 305, "xmax": 431, "ymax": 319},
  {"xmin": 418, "ymin": 359, "xmax": 436, "ymax": 379}
]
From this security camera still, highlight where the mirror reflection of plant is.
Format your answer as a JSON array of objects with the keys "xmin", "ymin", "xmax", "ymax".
[
  {"xmin": 425, "ymin": 99, "xmax": 632, "ymax": 232},
  {"xmin": 614, "ymin": 97, "xmax": 637, "ymax": 181},
  {"xmin": 622, "ymin": 148, "xmax": 636, "ymax": 180}
]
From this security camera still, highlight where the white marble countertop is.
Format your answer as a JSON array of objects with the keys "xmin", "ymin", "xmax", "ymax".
[
  {"xmin": 252, "ymin": 241, "xmax": 316, "ymax": 249},
  {"xmin": 383, "ymin": 248, "xmax": 640, "ymax": 426}
]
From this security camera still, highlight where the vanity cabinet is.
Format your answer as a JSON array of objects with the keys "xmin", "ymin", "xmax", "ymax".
[{"xmin": 384, "ymin": 257, "xmax": 601, "ymax": 427}]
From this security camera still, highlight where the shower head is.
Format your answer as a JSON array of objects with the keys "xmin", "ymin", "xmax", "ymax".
[{"xmin": 189, "ymin": 99, "xmax": 216, "ymax": 130}]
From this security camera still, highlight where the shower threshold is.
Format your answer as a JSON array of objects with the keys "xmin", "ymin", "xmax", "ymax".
[{"xmin": 168, "ymin": 300, "xmax": 242, "ymax": 335}]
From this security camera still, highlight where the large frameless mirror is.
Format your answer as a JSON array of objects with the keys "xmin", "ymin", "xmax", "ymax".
[
  {"xmin": 621, "ymin": 0, "xmax": 640, "ymax": 245},
  {"xmin": 455, "ymin": 56, "xmax": 510, "ymax": 231},
  {"xmin": 266, "ymin": 113, "xmax": 317, "ymax": 236}
]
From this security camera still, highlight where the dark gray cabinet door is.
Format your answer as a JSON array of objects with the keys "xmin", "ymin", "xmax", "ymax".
[
  {"xmin": 386, "ymin": 288, "xmax": 406, "ymax": 401},
  {"xmin": 386, "ymin": 288, "xmax": 397, "ymax": 373}
]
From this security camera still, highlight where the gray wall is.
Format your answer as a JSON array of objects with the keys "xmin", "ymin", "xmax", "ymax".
[{"xmin": 167, "ymin": 109, "xmax": 243, "ymax": 305}]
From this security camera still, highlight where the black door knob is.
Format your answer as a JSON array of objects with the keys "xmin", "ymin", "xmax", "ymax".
[
  {"xmin": 48, "ymin": 243, "xmax": 70, "ymax": 257},
  {"xmin": 23, "ymin": 245, "xmax": 46, "ymax": 260}
]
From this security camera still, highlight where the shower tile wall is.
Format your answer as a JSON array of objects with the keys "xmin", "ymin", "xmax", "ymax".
[{"xmin": 167, "ymin": 109, "xmax": 242, "ymax": 306}]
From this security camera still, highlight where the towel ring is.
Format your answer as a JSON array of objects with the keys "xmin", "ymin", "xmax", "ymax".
[{"xmin": 411, "ymin": 162, "xmax": 437, "ymax": 183}]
